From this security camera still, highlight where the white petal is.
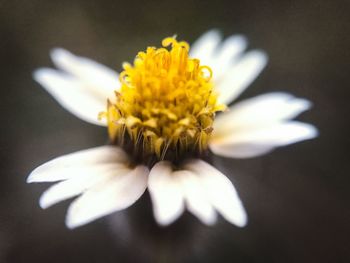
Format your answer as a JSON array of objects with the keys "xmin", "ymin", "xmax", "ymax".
[
  {"xmin": 51, "ymin": 48, "xmax": 119, "ymax": 100},
  {"xmin": 210, "ymin": 121, "xmax": 318, "ymax": 158},
  {"xmin": 176, "ymin": 170, "xmax": 217, "ymax": 225},
  {"xmin": 65, "ymin": 165, "xmax": 149, "ymax": 229},
  {"xmin": 217, "ymin": 50, "xmax": 268, "ymax": 105},
  {"xmin": 189, "ymin": 29, "xmax": 222, "ymax": 65},
  {"xmin": 27, "ymin": 146, "xmax": 128, "ymax": 183},
  {"xmin": 184, "ymin": 160, "xmax": 247, "ymax": 227},
  {"xmin": 210, "ymin": 143, "xmax": 276, "ymax": 158},
  {"xmin": 39, "ymin": 164, "xmax": 131, "ymax": 209},
  {"xmin": 34, "ymin": 68, "xmax": 107, "ymax": 126},
  {"xmin": 211, "ymin": 35, "xmax": 248, "ymax": 81},
  {"xmin": 213, "ymin": 93, "xmax": 312, "ymax": 138},
  {"xmin": 148, "ymin": 161, "xmax": 185, "ymax": 226}
]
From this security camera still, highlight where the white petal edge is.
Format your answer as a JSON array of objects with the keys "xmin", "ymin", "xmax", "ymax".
[
  {"xmin": 148, "ymin": 161, "xmax": 185, "ymax": 226},
  {"xmin": 211, "ymin": 34, "xmax": 248, "ymax": 81},
  {"xmin": 210, "ymin": 121, "xmax": 318, "ymax": 158},
  {"xmin": 65, "ymin": 165, "xmax": 149, "ymax": 229},
  {"xmin": 189, "ymin": 29, "xmax": 222, "ymax": 66},
  {"xmin": 176, "ymin": 170, "xmax": 217, "ymax": 225},
  {"xmin": 39, "ymin": 165, "xmax": 131, "ymax": 209},
  {"xmin": 190, "ymin": 31, "xmax": 249, "ymax": 82},
  {"xmin": 213, "ymin": 92, "xmax": 312, "ymax": 138},
  {"xmin": 184, "ymin": 159, "xmax": 247, "ymax": 227},
  {"xmin": 51, "ymin": 48, "xmax": 119, "ymax": 101},
  {"xmin": 217, "ymin": 50, "xmax": 268, "ymax": 105},
  {"xmin": 27, "ymin": 146, "xmax": 129, "ymax": 183},
  {"xmin": 34, "ymin": 68, "xmax": 107, "ymax": 126}
]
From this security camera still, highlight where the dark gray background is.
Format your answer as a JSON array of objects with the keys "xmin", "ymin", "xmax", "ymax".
[{"xmin": 0, "ymin": 0, "xmax": 349, "ymax": 262}]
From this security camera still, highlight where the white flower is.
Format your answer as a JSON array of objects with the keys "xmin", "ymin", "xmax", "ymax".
[{"xmin": 27, "ymin": 30, "xmax": 317, "ymax": 229}]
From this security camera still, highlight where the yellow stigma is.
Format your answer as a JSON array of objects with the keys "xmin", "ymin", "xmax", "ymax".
[{"xmin": 105, "ymin": 37, "xmax": 225, "ymax": 161}]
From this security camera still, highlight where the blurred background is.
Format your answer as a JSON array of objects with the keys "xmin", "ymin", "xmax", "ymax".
[{"xmin": 0, "ymin": 0, "xmax": 349, "ymax": 262}]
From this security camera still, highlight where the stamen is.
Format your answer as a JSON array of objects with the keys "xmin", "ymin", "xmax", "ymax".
[{"xmin": 103, "ymin": 37, "xmax": 226, "ymax": 163}]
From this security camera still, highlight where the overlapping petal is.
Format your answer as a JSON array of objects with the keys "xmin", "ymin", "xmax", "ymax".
[
  {"xmin": 51, "ymin": 48, "xmax": 119, "ymax": 98},
  {"xmin": 148, "ymin": 161, "xmax": 185, "ymax": 226},
  {"xmin": 183, "ymin": 159, "xmax": 247, "ymax": 227},
  {"xmin": 27, "ymin": 146, "xmax": 149, "ymax": 229},
  {"xmin": 211, "ymin": 121, "xmax": 317, "ymax": 158},
  {"xmin": 190, "ymin": 29, "xmax": 268, "ymax": 105},
  {"xmin": 34, "ymin": 48, "xmax": 119, "ymax": 125},
  {"xmin": 176, "ymin": 170, "xmax": 217, "ymax": 225},
  {"xmin": 148, "ymin": 160, "xmax": 246, "ymax": 227},
  {"xmin": 38, "ymin": 164, "xmax": 131, "ymax": 209},
  {"xmin": 27, "ymin": 146, "xmax": 128, "ymax": 183},
  {"xmin": 66, "ymin": 165, "xmax": 148, "ymax": 229},
  {"xmin": 210, "ymin": 92, "xmax": 317, "ymax": 158},
  {"xmin": 216, "ymin": 50, "xmax": 267, "ymax": 104},
  {"xmin": 213, "ymin": 92, "xmax": 312, "ymax": 137}
]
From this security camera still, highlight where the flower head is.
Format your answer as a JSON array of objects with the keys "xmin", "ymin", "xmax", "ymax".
[
  {"xmin": 105, "ymin": 37, "xmax": 225, "ymax": 164},
  {"xmin": 28, "ymin": 30, "xmax": 317, "ymax": 229}
]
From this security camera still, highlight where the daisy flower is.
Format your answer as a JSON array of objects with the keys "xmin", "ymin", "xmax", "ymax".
[{"xmin": 27, "ymin": 30, "xmax": 317, "ymax": 229}]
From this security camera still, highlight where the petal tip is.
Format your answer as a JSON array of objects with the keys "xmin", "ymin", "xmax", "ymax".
[
  {"xmin": 33, "ymin": 68, "xmax": 52, "ymax": 82},
  {"xmin": 307, "ymin": 124, "xmax": 319, "ymax": 139},
  {"xmin": 206, "ymin": 28, "xmax": 222, "ymax": 37},
  {"xmin": 234, "ymin": 212, "xmax": 248, "ymax": 228},
  {"xmin": 26, "ymin": 169, "xmax": 41, "ymax": 183},
  {"xmin": 153, "ymin": 213, "xmax": 179, "ymax": 227},
  {"xmin": 200, "ymin": 214, "xmax": 218, "ymax": 226},
  {"xmin": 39, "ymin": 195, "xmax": 50, "ymax": 209},
  {"xmin": 298, "ymin": 98, "xmax": 313, "ymax": 111},
  {"xmin": 65, "ymin": 217, "xmax": 78, "ymax": 230},
  {"xmin": 254, "ymin": 49, "xmax": 269, "ymax": 64},
  {"xmin": 222, "ymin": 206, "xmax": 248, "ymax": 228},
  {"xmin": 50, "ymin": 47, "xmax": 70, "ymax": 62},
  {"xmin": 232, "ymin": 34, "xmax": 247, "ymax": 42},
  {"xmin": 26, "ymin": 174, "xmax": 34, "ymax": 183},
  {"xmin": 65, "ymin": 208, "xmax": 83, "ymax": 229}
]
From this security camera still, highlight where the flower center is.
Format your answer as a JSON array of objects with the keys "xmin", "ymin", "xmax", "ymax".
[{"xmin": 104, "ymin": 37, "xmax": 225, "ymax": 163}]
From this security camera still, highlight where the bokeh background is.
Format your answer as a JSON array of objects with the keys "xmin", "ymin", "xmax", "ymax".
[{"xmin": 1, "ymin": 0, "xmax": 349, "ymax": 262}]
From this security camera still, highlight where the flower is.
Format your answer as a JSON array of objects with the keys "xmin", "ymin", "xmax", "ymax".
[{"xmin": 27, "ymin": 30, "xmax": 317, "ymax": 229}]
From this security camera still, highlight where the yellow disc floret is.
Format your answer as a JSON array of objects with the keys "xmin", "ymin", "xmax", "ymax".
[{"xmin": 104, "ymin": 37, "xmax": 225, "ymax": 162}]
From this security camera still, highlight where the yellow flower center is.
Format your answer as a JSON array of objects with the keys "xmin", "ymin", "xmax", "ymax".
[{"xmin": 104, "ymin": 37, "xmax": 225, "ymax": 162}]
